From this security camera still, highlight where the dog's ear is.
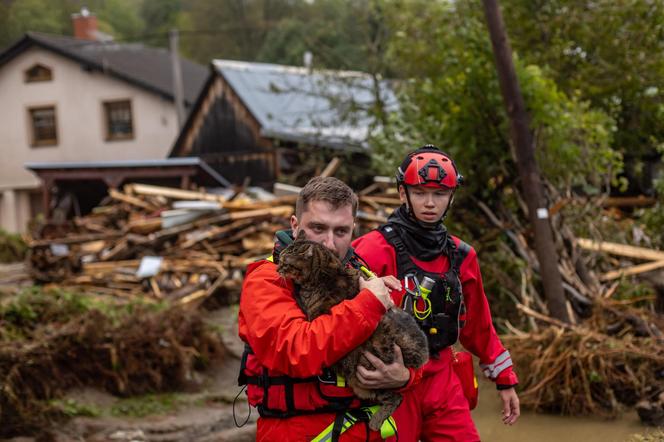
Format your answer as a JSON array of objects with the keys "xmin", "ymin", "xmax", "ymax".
[{"xmin": 305, "ymin": 244, "xmax": 314, "ymax": 257}]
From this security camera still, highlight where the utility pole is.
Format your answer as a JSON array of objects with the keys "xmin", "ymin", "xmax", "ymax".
[
  {"xmin": 169, "ymin": 28, "xmax": 186, "ymax": 129},
  {"xmin": 482, "ymin": 0, "xmax": 570, "ymax": 323}
]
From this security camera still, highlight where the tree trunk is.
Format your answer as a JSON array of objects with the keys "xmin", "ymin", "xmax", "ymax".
[{"xmin": 481, "ymin": 0, "xmax": 570, "ymax": 323}]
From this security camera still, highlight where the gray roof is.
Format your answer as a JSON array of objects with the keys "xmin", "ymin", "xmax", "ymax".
[
  {"xmin": 0, "ymin": 32, "xmax": 208, "ymax": 105},
  {"xmin": 212, "ymin": 60, "xmax": 397, "ymax": 150}
]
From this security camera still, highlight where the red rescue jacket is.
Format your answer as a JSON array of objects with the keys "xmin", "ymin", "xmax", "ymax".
[
  {"xmin": 238, "ymin": 257, "xmax": 388, "ymax": 416},
  {"xmin": 353, "ymin": 230, "xmax": 518, "ymax": 388}
]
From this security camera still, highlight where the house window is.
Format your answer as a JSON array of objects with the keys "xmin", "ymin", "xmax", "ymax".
[
  {"xmin": 29, "ymin": 106, "xmax": 58, "ymax": 146},
  {"xmin": 25, "ymin": 64, "xmax": 53, "ymax": 82},
  {"xmin": 104, "ymin": 100, "xmax": 134, "ymax": 140}
]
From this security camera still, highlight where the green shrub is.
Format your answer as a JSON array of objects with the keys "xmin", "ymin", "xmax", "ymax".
[{"xmin": 0, "ymin": 229, "xmax": 27, "ymax": 263}]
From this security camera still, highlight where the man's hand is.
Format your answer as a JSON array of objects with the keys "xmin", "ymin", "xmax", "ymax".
[
  {"xmin": 499, "ymin": 388, "xmax": 520, "ymax": 425},
  {"xmin": 356, "ymin": 345, "xmax": 410, "ymax": 389},
  {"xmin": 359, "ymin": 276, "xmax": 393, "ymax": 309},
  {"xmin": 380, "ymin": 275, "xmax": 402, "ymax": 292}
]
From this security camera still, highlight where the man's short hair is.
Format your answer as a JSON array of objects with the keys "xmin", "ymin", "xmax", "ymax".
[{"xmin": 295, "ymin": 176, "xmax": 358, "ymax": 218}]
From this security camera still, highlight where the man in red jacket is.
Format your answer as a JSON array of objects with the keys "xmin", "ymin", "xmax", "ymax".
[
  {"xmin": 353, "ymin": 145, "xmax": 520, "ymax": 441},
  {"xmin": 238, "ymin": 176, "xmax": 415, "ymax": 441}
]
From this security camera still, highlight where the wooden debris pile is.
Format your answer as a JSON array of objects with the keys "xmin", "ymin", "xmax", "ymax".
[
  {"xmin": 25, "ymin": 179, "xmax": 403, "ymax": 303},
  {"xmin": 27, "ymin": 183, "xmax": 295, "ymax": 303},
  {"xmin": 471, "ymin": 192, "xmax": 664, "ymax": 422},
  {"xmin": 356, "ymin": 176, "xmax": 402, "ymax": 228},
  {"xmin": 498, "ymin": 223, "xmax": 664, "ymax": 420},
  {"xmin": 504, "ymin": 299, "xmax": 664, "ymax": 418}
]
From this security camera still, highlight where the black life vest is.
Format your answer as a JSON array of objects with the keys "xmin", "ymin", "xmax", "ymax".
[{"xmin": 379, "ymin": 224, "xmax": 470, "ymax": 354}]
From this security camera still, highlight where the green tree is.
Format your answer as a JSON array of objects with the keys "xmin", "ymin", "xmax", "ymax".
[
  {"xmin": 257, "ymin": 0, "xmax": 390, "ymax": 73},
  {"xmin": 178, "ymin": 0, "xmax": 298, "ymax": 64},
  {"xmin": 0, "ymin": 0, "xmax": 145, "ymax": 48},
  {"xmin": 94, "ymin": 0, "xmax": 144, "ymax": 42},
  {"xmin": 3, "ymin": 0, "xmax": 73, "ymax": 46},
  {"xmin": 501, "ymin": 0, "xmax": 664, "ymax": 190},
  {"xmin": 140, "ymin": 0, "xmax": 182, "ymax": 47},
  {"xmin": 372, "ymin": 0, "xmax": 620, "ymax": 199}
]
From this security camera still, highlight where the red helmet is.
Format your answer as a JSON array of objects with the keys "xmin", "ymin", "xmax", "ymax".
[{"xmin": 396, "ymin": 145, "xmax": 462, "ymax": 189}]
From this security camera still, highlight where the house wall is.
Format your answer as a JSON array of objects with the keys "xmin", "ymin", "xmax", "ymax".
[
  {"xmin": 0, "ymin": 46, "xmax": 179, "ymax": 232},
  {"xmin": 0, "ymin": 190, "xmax": 17, "ymax": 233},
  {"xmin": 175, "ymin": 76, "xmax": 277, "ymax": 186}
]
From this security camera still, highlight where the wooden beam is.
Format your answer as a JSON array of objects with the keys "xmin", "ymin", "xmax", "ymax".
[
  {"xmin": 108, "ymin": 189, "xmax": 156, "ymax": 211},
  {"xmin": 29, "ymin": 232, "xmax": 122, "ymax": 247},
  {"xmin": 600, "ymin": 260, "xmax": 664, "ymax": 281},
  {"xmin": 228, "ymin": 206, "xmax": 293, "ymax": 220},
  {"xmin": 128, "ymin": 183, "xmax": 226, "ymax": 203},
  {"xmin": 603, "ymin": 196, "xmax": 656, "ymax": 208},
  {"xmin": 273, "ymin": 182, "xmax": 302, "ymax": 197},
  {"xmin": 320, "ymin": 157, "xmax": 341, "ymax": 178},
  {"xmin": 576, "ymin": 238, "xmax": 664, "ymax": 261}
]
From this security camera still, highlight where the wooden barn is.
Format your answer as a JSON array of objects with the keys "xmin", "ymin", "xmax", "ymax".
[{"xmin": 169, "ymin": 60, "xmax": 396, "ymax": 188}]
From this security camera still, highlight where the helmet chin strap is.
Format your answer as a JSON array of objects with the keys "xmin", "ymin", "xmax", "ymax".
[{"xmin": 403, "ymin": 186, "xmax": 455, "ymax": 229}]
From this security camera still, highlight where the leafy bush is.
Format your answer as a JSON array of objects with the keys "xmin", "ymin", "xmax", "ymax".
[{"xmin": 0, "ymin": 229, "xmax": 27, "ymax": 263}]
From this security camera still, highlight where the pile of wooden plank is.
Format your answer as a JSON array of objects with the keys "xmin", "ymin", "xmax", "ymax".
[
  {"xmin": 26, "ymin": 179, "xmax": 403, "ymax": 304},
  {"xmin": 27, "ymin": 184, "xmax": 295, "ymax": 303},
  {"xmin": 576, "ymin": 238, "xmax": 664, "ymax": 282}
]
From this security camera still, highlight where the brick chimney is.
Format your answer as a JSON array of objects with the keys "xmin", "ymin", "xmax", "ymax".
[{"xmin": 71, "ymin": 7, "xmax": 98, "ymax": 40}]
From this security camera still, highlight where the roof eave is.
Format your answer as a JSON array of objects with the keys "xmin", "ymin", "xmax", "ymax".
[{"xmin": 0, "ymin": 33, "xmax": 178, "ymax": 103}]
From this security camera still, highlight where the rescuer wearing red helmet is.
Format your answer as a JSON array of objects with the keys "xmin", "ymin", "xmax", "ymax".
[{"xmin": 353, "ymin": 145, "xmax": 520, "ymax": 441}]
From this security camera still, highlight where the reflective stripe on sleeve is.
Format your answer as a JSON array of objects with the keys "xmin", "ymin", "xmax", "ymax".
[{"xmin": 480, "ymin": 350, "xmax": 513, "ymax": 380}]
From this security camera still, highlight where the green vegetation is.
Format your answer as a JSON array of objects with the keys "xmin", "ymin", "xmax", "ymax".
[
  {"xmin": 0, "ymin": 229, "xmax": 27, "ymax": 263},
  {"xmin": 1, "ymin": 0, "xmax": 659, "ymax": 198},
  {"xmin": 48, "ymin": 399, "xmax": 101, "ymax": 418},
  {"xmin": 48, "ymin": 391, "xmax": 207, "ymax": 420},
  {"xmin": 0, "ymin": 286, "xmax": 223, "ymax": 437},
  {"xmin": 373, "ymin": 0, "xmax": 621, "ymax": 198},
  {"xmin": 0, "ymin": 287, "xmax": 167, "ymax": 341},
  {"xmin": 639, "ymin": 171, "xmax": 664, "ymax": 247},
  {"xmin": 502, "ymin": 0, "xmax": 664, "ymax": 165},
  {"xmin": 110, "ymin": 393, "xmax": 187, "ymax": 418}
]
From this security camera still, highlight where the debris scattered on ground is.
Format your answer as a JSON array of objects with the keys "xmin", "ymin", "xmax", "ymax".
[
  {"xmin": 505, "ymin": 299, "xmax": 664, "ymax": 417},
  {"xmin": 0, "ymin": 288, "xmax": 224, "ymax": 438},
  {"xmin": 25, "ymin": 180, "xmax": 401, "ymax": 304},
  {"xmin": 474, "ymin": 191, "xmax": 664, "ymax": 424}
]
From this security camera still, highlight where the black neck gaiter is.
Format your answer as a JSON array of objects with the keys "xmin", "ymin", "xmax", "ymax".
[{"xmin": 386, "ymin": 205, "xmax": 448, "ymax": 261}]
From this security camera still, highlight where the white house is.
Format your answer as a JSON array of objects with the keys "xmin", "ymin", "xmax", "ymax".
[{"xmin": 0, "ymin": 12, "xmax": 207, "ymax": 233}]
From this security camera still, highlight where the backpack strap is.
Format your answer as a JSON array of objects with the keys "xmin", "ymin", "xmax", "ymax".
[
  {"xmin": 378, "ymin": 224, "xmax": 419, "ymax": 279},
  {"xmin": 447, "ymin": 236, "xmax": 471, "ymax": 271}
]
